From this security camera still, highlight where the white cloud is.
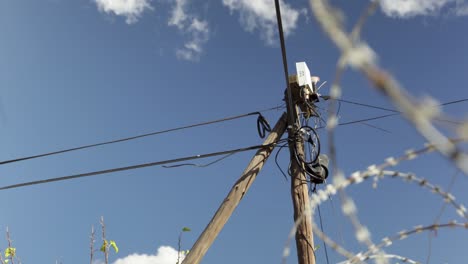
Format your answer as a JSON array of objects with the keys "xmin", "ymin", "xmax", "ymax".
[
  {"xmin": 454, "ymin": 3, "xmax": 468, "ymax": 15},
  {"xmin": 379, "ymin": 0, "xmax": 468, "ymax": 18},
  {"xmin": 168, "ymin": 0, "xmax": 210, "ymax": 61},
  {"xmin": 222, "ymin": 0, "xmax": 303, "ymax": 45},
  {"xmin": 168, "ymin": 0, "xmax": 188, "ymax": 29},
  {"xmin": 111, "ymin": 246, "xmax": 184, "ymax": 264},
  {"xmin": 94, "ymin": 0, "xmax": 152, "ymax": 24}
]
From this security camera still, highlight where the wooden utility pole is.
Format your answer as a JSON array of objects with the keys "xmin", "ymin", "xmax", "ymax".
[
  {"xmin": 274, "ymin": 0, "xmax": 316, "ymax": 260},
  {"xmin": 182, "ymin": 113, "xmax": 287, "ymax": 264},
  {"xmin": 286, "ymin": 79, "xmax": 316, "ymax": 264},
  {"xmin": 288, "ymin": 124, "xmax": 316, "ymax": 264}
]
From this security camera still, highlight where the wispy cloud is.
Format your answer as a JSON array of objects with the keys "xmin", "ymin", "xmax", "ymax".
[
  {"xmin": 379, "ymin": 0, "xmax": 468, "ymax": 18},
  {"xmin": 94, "ymin": 246, "xmax": 183, "ymax": 264},
  {"xmin": 454, "ymin": 2, "xmax": 468, "ymax": 15},
  {"xmin": 94, "ymin": 0, "xmax": 152, "ymax": 24},
  {"xmin": 222, "ymin": 0, "xmax": 304, "ymax": 45},
  {"xmin": 168, "ymin": 0, "xmax": 210, "ymax": 61}
]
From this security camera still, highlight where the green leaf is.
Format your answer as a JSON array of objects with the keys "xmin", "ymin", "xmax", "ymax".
[
  {"xmin": 182, "ymin": 227, "xmax": 191, "ymax": 232},
  {"xmin": 110, "ymin": 240, "xmax": 119, "ymax": 253},
  {"xmin": 100, "ymin": 240, "xmax": 108, "ymax": 252},
  {"xmin": 4, "ymin": 247, "xmax": 15, "ymax": 258}
]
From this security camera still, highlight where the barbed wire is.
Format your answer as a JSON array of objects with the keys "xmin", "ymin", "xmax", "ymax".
[
  {"xmin": 338, "ymin": 253, "xmax": 420, "ymax": 264},
  {"xmin": 282, "ymin": 139, "xmax": 467, "ymax": 264},
  {"xmin": 281, "ymin": 1, "xmax": 468, "ymax": 263},
  {"xmin": 311, "ymin": 2, "xmax": 386, "ymax": 262},
  {"xmin": 343, "ymin": 221, "xmax": 468, "ymax": 264},
  {"xmin": 310, "ymin": 0, "xmax": 468, "ymax": 174}
]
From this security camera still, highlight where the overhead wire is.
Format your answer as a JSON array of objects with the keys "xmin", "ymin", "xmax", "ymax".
[
  {"xmin": 360, "ymin": 123, "xmax": 392, "ymax": 133},
  {"xmin": 335, "ymin": 113, "xmax": 399, "ymax": 127},
  {"xmin": 332, "ymin": 97, "xmax": 468, "ymax": 128},
  {"xmin": 274, "ymin": 0, "xmax": 295, "ymax": 128},
  {"xmin": 316, "ymin": 196, "xmax": 331, "ymax": 264},
  {"xmin": 334, "ymin": 98, "xmax": 398, "ymax": 113},
  {"xmin": 321, "ymin": 97, "xmax": 468, "ymax": 123},
  {"xmin": 274, "ymin": 142, "xmax": 290, "ymax": 180},
  {"xmin": 162, "ymin": 153, "xmax": 236, "ymax": 168},
  {"xmin": 322, "ymin": 97, "xmax": 468, "ymax": 114},
  {"xmin": 0, "ymin": 105, "xmax": 284, "ymax": 166},
  {"xmin": 329, "ymin": 100, "xmax": 391, "ymax": 133},
  {"xmin": 0, "ymin": 140, "xmax": 288, "ymax": 191}
]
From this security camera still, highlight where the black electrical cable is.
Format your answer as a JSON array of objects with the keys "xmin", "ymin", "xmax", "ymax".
[
  {"xmin": 256, "ymin": 113, "xmax": 272, "ymax": 138},
  {"xmin": 274, "ymin": 143, "xmax": 290, "ymax": 180},
  {"xmin": 336, "ymin": 113, "xmax": 398, "ymax": 127},
  {"xmin": 336, "ymin": 98, "xmax": 398, "ymax": 113},
  {"xmin": 0, "ymin": 140, "xmax": 287, "ymax": 191},
  {"xmin": 315, "ymin": 194, "xmax": 330, "ymax": 264},
  {"xmin": 441, "ymin": 98, "xmax": 468, "ymax": 106},
  {"xmin": 361, "ymin": 122, "xmax": 392, "ymax": 133},
  {"xmin": 337, "ymin": 97, "xmax": 468, "ymax": 127},
  {"xmin": 162, "ymin": 153, "xmax": 236, "ymax": 168},
  {"xmin": 336, "ymin": 100, "xmax": 342, "ymax": 118},
  {"xmin": 321, "ymin": 96, "xmax": 468, "ymax": 114},
  {"xmin": 0, "ymin": 105, "xmax": 284, "ymax": 166},
  {"xmin": 294, "ymin": 126, "xmax": 320, "ymax": 165}
]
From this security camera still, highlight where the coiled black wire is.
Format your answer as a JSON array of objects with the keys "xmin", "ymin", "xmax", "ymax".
[
  {"xmin": 293, "ymin": 126, "xmax": 320, "ymax": 165},
  {"xmin": 256, "ymin": 113, "xmax": 272, "ymax": 138}
]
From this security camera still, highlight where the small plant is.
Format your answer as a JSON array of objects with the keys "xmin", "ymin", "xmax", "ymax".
[
  {"xmin": 90, "ymin": 217, "xmax": 119, "ymax": 264},
  {"xmin": 0, "ymin": 227, "xmax": 19, "ymax": 264},
  {"xmin": 176, "ymin": 227, "xmax": 191, "ymax": 264},
  {"xmin": 3, "ymin": 247, "xmax": 16, "ymax": 264}
]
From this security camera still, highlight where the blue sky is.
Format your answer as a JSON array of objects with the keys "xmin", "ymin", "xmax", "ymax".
[{"xmin": 1, "ymin": 0, "xmax": 468, "ymax": 263}]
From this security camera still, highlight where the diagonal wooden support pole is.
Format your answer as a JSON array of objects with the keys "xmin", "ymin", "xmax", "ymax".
[{"xmin": 182, "ymin": 113, "xmax": 287, "ymax": 264}]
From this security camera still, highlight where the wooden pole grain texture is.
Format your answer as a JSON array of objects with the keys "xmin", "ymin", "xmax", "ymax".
[
  {"xmin": 182, "ymin": 113, "xmax": 288, "ymax": 264},
  {"xmin": 289, "ymin": 135, "xmax": 316, "ymax": 264}
]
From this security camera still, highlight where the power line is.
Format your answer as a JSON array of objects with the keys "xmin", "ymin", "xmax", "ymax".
[
  {"xmin": 322, "ymin": 96, "xmax": 468, "ymax": 114},
  {"xmin": 335, "ymin": 98, "xmax": 398, "ymax": 113},
  {"xmin": 162, "ymin": 153, "xmax": 236, "ymax": 168},
  {"xmin": 274, "ymin": 0, "xmax": 295, "ymax": 128},
  {"xmin": 320, "ymin": 98, "xmax": 468, "ymax": 128},
  {"xmin": 0, "ymin": 140, "xmax": 287, "ymax": 192},
  {"xmin": 0, "ymin": 105, "xmax": 284, "ymax": 166},
  {"xmin": 337, "ymin": 113, "xmax": 398, "ymax": 126},
  {"xmin": 316, "ymin": 201, "xmax": 330, "ymax": 264}
]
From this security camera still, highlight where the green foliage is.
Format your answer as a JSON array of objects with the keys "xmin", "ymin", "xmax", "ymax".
[
  {"xmin": 100, "ymin": 240, "xmax": 119, "ymax": 253},
  {"xmin": 182, "ymin": 227, "xmax": 191, "ymax": 232},
  {"xmin": 109, "ymin": 240, "xmax": 119, "ymax": 253},
  {"xmin": 100, "ymin": 240, "xmax": 108, "ymax": 253},
  {"xmin": 2, "ymin": 247, "xmax": 16, "ymax": 264},
  {"xmin": 4, "ymin": 248, "xmax": 15, "ymax": 258}
]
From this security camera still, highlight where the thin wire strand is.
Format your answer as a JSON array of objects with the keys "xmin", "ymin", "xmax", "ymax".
[
  {"xmin": 336, "ymin": 98, "xmax": 468, "ymax": 114},
  {"xmin": 0, "ymin": 140, "xmax": 287, "ymax": 191},
  {"xmin": 0, "ymin": 105, "xmax": 284, "ymax": 166},
  {"xmin": 336, "ymin": 114, "xmax": 398, "ymax": 127},
  {"xmin": 337, "ymin": 99, "xmax": 398, "ymax": 113},
  {"xmin": 162, "ymin": 153, "xmax": 236, "ymax": 168},
  {"xmin": 425, "ymin": 169, "xmax": 460, "ymax": 264},
  {"xmin": 275, "ymin": 143, "xmax": 290, "ymax": 180},
  {"xmin": 360, "ymin": 122, "xmax": 391, "ymax": 133},
  {"xmin": 333, "ymin": 97, "xmax": 468, "ymax": 127},
  {"xmin": 316, "ymin": 197, "xmax": 330, "ymax": 264}
]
